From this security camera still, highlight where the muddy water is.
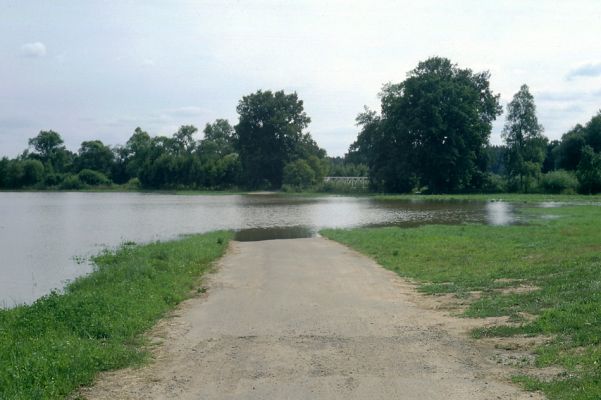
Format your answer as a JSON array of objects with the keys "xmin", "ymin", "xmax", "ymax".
[{"xmin": 0, "ymin": 192, "xmax": 518, "ymax": 306}]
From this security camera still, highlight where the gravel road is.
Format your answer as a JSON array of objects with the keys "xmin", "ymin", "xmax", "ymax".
[{"xmin": 81, "ymin": 237, "xmax": 543, "ymax": 399}]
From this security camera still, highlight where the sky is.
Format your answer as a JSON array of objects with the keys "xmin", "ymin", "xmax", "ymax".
[{"xmin": 1, "ymin": 0, "xmax": 601, "ymax": 158}]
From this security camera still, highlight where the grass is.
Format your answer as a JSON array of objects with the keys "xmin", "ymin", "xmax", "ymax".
[
  {"xmin": 0, "ymin": 231, "xmax": 232, "ymax": 399},
  {"xmin": 374, "ymin": 192, "xmax": 601, "ymax": 203},
  {"xmin": 321, "ymin": 205, "xmax": 601, "ymax": 399}
]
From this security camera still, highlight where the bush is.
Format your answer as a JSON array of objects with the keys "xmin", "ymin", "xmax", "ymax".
[
  {"xmin": 540, "ymin": 170, "xmax": 579, "ymax": 194},
  {"xmin": 481, "ymin": 173, "xmax": 507, "ymax": 193},
  {"xmin": 283, "ymin": 159, "xmax": 315, "ymax": 190},
  {"xmin": 77, "ymin": 169, "xmax": 111, "ymax": 186},
  {"xmin": 44, "ymin": 172, "xmax": 66, "ymax": 187},
  {"xmin": 60, "ymin": 174, "xmax": 84, "ymax": 190},
  {"xmin": 125, "ymin": 177, "xmax": 141, "ymax": 189}
]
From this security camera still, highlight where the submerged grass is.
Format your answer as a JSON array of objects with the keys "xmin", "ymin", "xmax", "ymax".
[
  {"xmin": 0, "ymin": 231, "xmax": 232, "ymax": 399},
  {"xmin": 374, "ymin": 193, "xmax": 601, "ymax": 204},
  {"xmin": 322, "ymin": 206, "xmax": 601, "ymax": 399}
]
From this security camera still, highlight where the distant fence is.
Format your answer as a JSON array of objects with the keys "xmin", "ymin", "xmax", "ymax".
[{"xmin": 323, "ymin": 176, "xmax": 369, "ymax": 188}]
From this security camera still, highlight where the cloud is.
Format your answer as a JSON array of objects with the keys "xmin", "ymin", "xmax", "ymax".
[
  {"xmin": 20, "ymin": 42, "xmax": 47, "ymax": 58},
  {"xmin": 566, "ymin": 62, "xmax": 601, "ymax": 80}
]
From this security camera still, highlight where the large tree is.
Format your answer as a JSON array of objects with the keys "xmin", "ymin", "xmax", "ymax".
[
  {"xmin": 28, "ymin": 130, "xmax": 72, "ymax": 172},
  {"xmin": 502, "ymin": 84, "xmax": 547, "ymax": 192},
  {"xmin": 235, "ymin": 90, "xmax": 316, "ymax": 188},
  {"xmin": 350, "ymin": 57, "xmax": 501, "ymax": 193}
]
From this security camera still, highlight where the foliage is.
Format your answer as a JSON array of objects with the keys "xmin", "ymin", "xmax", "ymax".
[
  {"xmin": 539, "ymin": 170, "xmax": 579, "ymax": 194},
  {"xmin": 577, "ymin": 145, "xmax": 601, "ymax": 194},
  {"xmin": 322, "ymin": 205, "xmax": 601, "ymax": 399},
  {"xmin": 234, "ymin": 90, "xmax": 323, "ymax": 188},
  {"xmin": 351, "ymin": 57, "xmax": 502, "ymax": 193},
  {"xmin": 59, "ymin": 174, "xmax": 83, "ymax": 190},
  {"xmin": 502, "ymin": 84, "xmax": 547, "ymax": 192},
  {"xmin": 77, "ymin": 169, "xmax": 111, "ymax": 186},
  {"xmin": 20, "ymin": 159, "xmax": 45, "ymax": 187},
  {"xmin": 0, "ymin": 231, "xmax": 231, "ymax": 399},
  {"xmin": 282, "ymin": 159, "xmax": 316, "ymax": 190},
  {"xmin": 75, "ymin": 140, "xmax": 115, "ymax": 177}
]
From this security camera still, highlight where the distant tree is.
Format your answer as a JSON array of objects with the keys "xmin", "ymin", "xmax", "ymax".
[
  {"xmin": 28, "ymin": 130, "xmax": 72, "ymax": 172},
  {"xmin": 124, "ymin": 127, "xmax": 153, "ymax": 179},
  {"xmin": 0, "ymin": 157, "xmax": 8, "ymax": 188},
  {"xmin": 487, "ymin": 145, "xmax": 507, "ymax": 175},
  {"xmin": 542, "ymin": 140, "xmax": 560, "ymax": 173},
  {"xmin": 556, "ymin": 125, "xmax": 587, "ymax": 170},
  {"xmin": 502, "ymin": 84, "xmax": 547, "ymax": 192},
  {"xmin": 75, "ymin": 140, "xmax": 115, "ymax": 177},
  {"xmin": 20, "ymin": 159, "xmax": 45, "ymax": 186},
  {"xmin": 235, "ymin": 90, "xmax": 316, "ymax": 188},
  {"xmin": 28, "ymin": 130, "xmax": 64, "ymax": 162},
  {"xmin": 577, "ymin": 145, "xmax": 601, "ymax": 194},
  {"xmin": 283, "ymin": 159, "xmax": 316, "ymax": 189},
  {"xmin": 584, "ymin": 111, "xmax": 601, "ymax": 152},
  {"xmin": 172, "ymin": 125, "xmax": 198, "ymax": 154},
  {"xmin": 201, "ymin": 119, "xmax": 235, "ymax": 156}
]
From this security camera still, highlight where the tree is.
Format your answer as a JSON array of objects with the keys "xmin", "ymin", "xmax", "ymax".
[
  {"xmin": 173, "ymin": 125, "xmax": 198, "ymax": 154},
  {"xmin": 349, "ymin": 57, "xmax": 501, "ymax": 193},
  {"xmin": 28, "ymin": 130, "xmax": 64, "ymax": 162},
  {"xmin": 577, "ymin": 145, "xmax": 601, "ymax": 194},
  {"xmin": 201, "ymin": 119, "xmax": 235, "ymax": 156},
  {"xmin": 283, "ymin": 159, "xmax": 316, "ymax": 189},
  {"xmin": 21, "ymin": 160, "xmax": 45, "ymax": 186},
  {"xmin": 75, "ymin": 140, "xmax": 115, "ymax": 177},
  {"xmin": 235, "ymin": 90, "xmax": 316, "ymax": 188},
  {"xmin": 124, "ymin": 127, "xmax": 152, "ymax": 179},
  {"xmin": 502, "ymin": 84, "xmax": 547, "ymax": 192},
  {"xmin": 28, "ymin": 130, "xmax": 72, "ymax": 172},
  {"xmin": 556, "ymin": 125, "xmax": 586, "ymax": 170}
]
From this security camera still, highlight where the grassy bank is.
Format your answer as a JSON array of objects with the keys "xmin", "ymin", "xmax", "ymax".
[
  {"xmin": 374, "ymin": 193, "xmax": 601, "ymax": 203},
  {"xmin": 0, "ymin": 231, "xmax": 232, "ymax": 399},
  {"xmin": 322, "ymin": 205, "xmax": 601, "ymax": 399}
]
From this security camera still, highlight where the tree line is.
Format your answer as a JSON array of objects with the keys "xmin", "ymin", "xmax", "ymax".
[
  {"xmin": 0, "ymin": 91, "xmax": 365, "ymax": 191},
  {"xmin": 348, "ymin": 57, "xmax": 601, "ymax": 194},
  {"xmin": 2, "ymin": 57, "xmax": 600, "ymax": 194}
]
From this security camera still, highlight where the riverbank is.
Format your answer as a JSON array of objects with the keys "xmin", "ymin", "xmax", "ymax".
[
  {"xmin": 0, "ymin": 231, "xmax": 231, "ymax": 399},
  {"xmin": 321, "ymin": 205, "xmax": 601, "ymax": 399}
]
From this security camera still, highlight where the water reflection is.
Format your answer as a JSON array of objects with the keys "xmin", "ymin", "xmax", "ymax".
[{"xmin": 0, "ymin": 192, "xmax": 522, "ymax": 306}]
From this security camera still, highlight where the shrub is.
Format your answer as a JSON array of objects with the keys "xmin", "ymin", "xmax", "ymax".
[
  {"xmin": 282, "ymin": 159, "xmax": 315, "ymax": 190},
  {"xmin": 77, "ymin": 169, "xmax": 111, "ymax": 186},
  {"xmin": 125, "ymin": 177, "xmax": 141, "ymax": 189},
  {"xmin": 20, "ymin": 159, "xmax": 45, "ymax": 187},
  {"xmin": 540, "ymin": 170, "xmax": 579, "ymax": 194},
  {"xmin": 481, "ymin": 173, "xmax": 507, "ymax": 193},
  {"xmin": 60, "ymin": 174, "xmax": 84, "ymax": 190}
]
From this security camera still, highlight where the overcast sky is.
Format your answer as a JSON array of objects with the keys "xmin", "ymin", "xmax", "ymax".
[{"xmin": 2, "ymin": 1, "xmax": 601, "ymax": 157}]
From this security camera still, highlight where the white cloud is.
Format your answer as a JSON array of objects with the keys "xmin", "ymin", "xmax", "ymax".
[
  {"xmin": 20, "ymin": 42, "xmax": 47, "ymax": 58},
  {"xmin": 566, "ymin": 62, "xmax": 601, "ymax": 80}
]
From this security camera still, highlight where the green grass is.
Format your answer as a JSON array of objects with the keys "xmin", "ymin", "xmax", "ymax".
[
  {"xmin": 321, "ymin": 206, "xmax": 601, "ymax": 399},
  {"xmin": 0, "ymin": 231, "xmax": 232, "ymax": 399},
  {"xmin": 374, "ymin": 193, "xmax": 601, "ymax": 203}
]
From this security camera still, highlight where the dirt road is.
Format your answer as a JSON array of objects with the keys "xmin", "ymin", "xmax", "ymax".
[{"xmin": 82, "ymin": 238, "xmax": 543, "ymax": 399}]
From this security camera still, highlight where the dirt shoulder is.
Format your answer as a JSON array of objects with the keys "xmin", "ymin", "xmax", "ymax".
[{"xmin": 80, "ymin": 238, "xmax": 544, "ymax": 399}]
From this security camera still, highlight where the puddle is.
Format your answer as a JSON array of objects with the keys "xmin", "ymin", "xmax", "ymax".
[{"xmin": 235, "ymin": 226, "xmax": 315, "ymax": 241}]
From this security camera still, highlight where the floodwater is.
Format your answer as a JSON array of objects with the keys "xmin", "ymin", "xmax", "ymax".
[{"xmin": 0, "ymin": 192, "xmax": 519, "ymax": 307}]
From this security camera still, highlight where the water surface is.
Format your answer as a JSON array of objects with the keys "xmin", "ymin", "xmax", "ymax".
[{"xmin": 0, "ymin": 192, "xmax": 518, "ymax": 306}]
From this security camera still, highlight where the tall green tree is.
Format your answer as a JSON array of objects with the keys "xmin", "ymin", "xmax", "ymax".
[
  {"xmin": 350, "ymin": 57, "xmax": 501, "ymax": 193},
  {"xmin": 502, "ymin": 84, "xmax": 547, "ymax": 192},
  {"xmin": 27, "ymin": 130, "xmax": 72, "ymax": 172},
  {"xmin": 75, "ymin": 140, "xmax": 115, "ymax": 177},
  {"xmin": 235, "ymin": 90, "xmax": 315, "ymax": 188}
]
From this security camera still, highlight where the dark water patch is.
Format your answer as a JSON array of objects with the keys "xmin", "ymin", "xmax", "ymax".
[{"xmin": 235, "ymin": 226, "xmax": 315, "ymax": 241}]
